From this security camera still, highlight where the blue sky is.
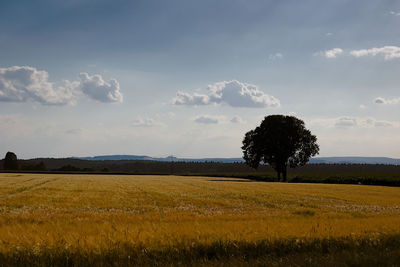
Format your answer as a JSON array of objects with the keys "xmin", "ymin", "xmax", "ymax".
[{"xmin": 1, "ymin": 0, "xmax": 400, "ymax": 158}]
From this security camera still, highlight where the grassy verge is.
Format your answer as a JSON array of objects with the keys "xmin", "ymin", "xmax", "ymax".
[{"xmin": 1, "ymin": 235, "xmax": 399, "ymax": 266}]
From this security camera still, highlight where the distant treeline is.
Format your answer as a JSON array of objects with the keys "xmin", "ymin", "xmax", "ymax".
[
  {"xmin": 1, "ymin": 158, "xmax": 400, "ymax": 174},
  {"xmin": 2, "ymin": 158, "xmax": 400, "ymax": 186}
]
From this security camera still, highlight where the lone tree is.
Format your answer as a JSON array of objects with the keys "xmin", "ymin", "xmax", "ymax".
[
  {"xmin": 242, "ymin": 115, "xmax": 319, "ymax": 181},
  {"xmin": 3, "ymin": 151, "xmax": 19, "ymax": 170}
]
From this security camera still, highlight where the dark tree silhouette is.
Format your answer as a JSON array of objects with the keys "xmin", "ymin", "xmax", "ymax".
[
  {"xmin": 3, "ymin": 151, "xmax": 19, "ymax": 170},
  {"xmin": 242, "ymin": 115, "xmax": 319, "ymax": 181}
]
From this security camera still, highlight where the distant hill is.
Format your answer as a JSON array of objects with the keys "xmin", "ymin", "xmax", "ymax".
[
  {"xmin": 80, "ymin": 155, "xmax": 155, "ymax": 161},
  {"xmin": 309, "ymin": 157, "xmax": 400, "ymax": 165},
  {"xmin": 78, "ymin": 155, "xmax": 400, "ymax": 165}
]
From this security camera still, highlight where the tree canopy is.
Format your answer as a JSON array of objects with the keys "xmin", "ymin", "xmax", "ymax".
[
  {"xmin": 242, "ymin": 115, "xmax": 319, "ymax": 181},
  {"xmin": 3, "ymin": 151, "xmax": 19, "ymax": 170}
]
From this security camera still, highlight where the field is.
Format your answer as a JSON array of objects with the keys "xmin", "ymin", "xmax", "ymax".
[{"xmin": 0, "ymin": 173, "xmax": 400, "ymax": 266}]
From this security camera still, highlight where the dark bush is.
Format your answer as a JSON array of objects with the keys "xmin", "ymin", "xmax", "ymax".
[{"xmin": 3, "ymin": 151, "xmax": 19, "ymax": 170}]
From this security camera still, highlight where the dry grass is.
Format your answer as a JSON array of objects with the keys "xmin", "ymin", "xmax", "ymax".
[{"xmin": 0, "ymin": 173, "xmax": 399, "ymax": 265}]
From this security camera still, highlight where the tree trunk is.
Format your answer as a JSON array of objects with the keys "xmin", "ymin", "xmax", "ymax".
[
  {"xmin": 277, "ymin": 171, "xmax": 281, "ymax": 180},
  {"xmin": 282, "ymin": 166, "xmax": 287, "ymax": 182}
]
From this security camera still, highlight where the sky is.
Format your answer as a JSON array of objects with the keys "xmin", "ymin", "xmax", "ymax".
[{"xmin": 1, "ymin": 0, "xmax": 400, "ymax": 159}]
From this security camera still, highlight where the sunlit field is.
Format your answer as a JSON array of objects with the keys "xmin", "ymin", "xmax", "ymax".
[{"xmin": 1, "ymin": 173, "xmax": 400, "ymax": 266}]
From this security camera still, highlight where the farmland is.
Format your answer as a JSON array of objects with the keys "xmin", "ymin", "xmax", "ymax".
[{"xmin": 0, "ymin": 173, "xmax": 400, "ymax": 266}]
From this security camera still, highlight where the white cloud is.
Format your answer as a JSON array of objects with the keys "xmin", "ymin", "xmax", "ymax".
[
  {"xmin": 132, "ymin": 117, "xmax": 164, "ymax": 127},
  {"xmin": 325, "ymin": 32, "xmax": 333, "ymax": 37},
  {"xmin": 335, "ymin": 117, "xmax": 357, "ymax": 128},
  {"xmin": 389, "ymin": 11, "xmax": 400, "ymax": 16},
  {"xmin": 315, "ymin": 48, "xmax": 343, "ymax": 58},
  {"xmin": 208, "ymin": 81, "xmax": 280, "ymax": 108},
  {"xmin": 350, "ymin": 46, "xmax": 400, "ymax": 60},
  {"xmin": 0, "ymin": 66, "xmax": 78, "ymax": 105},
  {"xmin": 326, "ymin": 48, "xmax": 343, "ymax": 58},
  {"xmin": 333, "ymin": 116, "xmax": 397, "ymax": 128},
  {"xmin": 374, "ymin": 97, "xmax": 385, "ymax": 104},
  {"xmin": 194, "ymin": 115, "xmax": 219, "ymax": 124},
  {"xmin": 360, "ymin": 118, "xmax": 394, "ymax": 128},
  {"xmin": 314, "ymin": 46, "xmax": 400, "ymax": 60},
  {"xmin": 78, "ymin": 73, "xmax": 123, "ymax": 103},
  {"xmin": 0, "ymin": 66, "xmax": 123, "ymax": 105},
  {"xmin": 172, "ymin": 91, "xmax": 210, "ymax": 105},
  {"xmin": 231, "ymin": 115, "xmax": 246, "ymax": 124},
  {"xmin": 173, "ymin": 80, "xmax": 280, "ymax": 108},
  {"xmin": 373, "ymin": 120, "xmax": 393, "ymax": 127},
  {"xmin": 268, "ymin": 53, "xmax": 283, "ymax": 60},
  {"xmin": 359, "ymin": 104, "xmax": 366, "ymax": 109},
  {"xmin": 374, "ymin": 97, "xmax": 400, "ymax": 105}
]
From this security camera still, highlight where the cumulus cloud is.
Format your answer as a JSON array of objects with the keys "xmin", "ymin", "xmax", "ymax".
[
  {"xmin": 173, "ymin": 80, "xmax": 280, "ymax": 108},
  {"xmin": 335, "ymin": 117, "xmax": 357, "ymax": 128},
  {"xmin": 374, "ymin": 98, "xmax": 385, "ymax": 104},
  {"xmin": 314, "ymin": 48, "xmax": 343, "ymax": 58},
  {"xmin": 0, "ymin": 66, "xmax": 123, "ymax": 105},
  {"xmin": 231, "ymin": 115, "xmax": 246, "ymax": 124},
  {"xmin": 389, "ymin": 11, "xmax": 400, "ymax": 16},
  {"xmin": 0, "ymin": 66, "xmax": 78, "ymax": 105},
  {"xmin": 132, "ymin": 117, "xmax": 164, "ymax": 127},
  {"xmin": 374, "ymin": 97, "xmax": 400, "ymax": 105},
  {"xmin": 325, "ymin": 48, "xmax": 343, "ymax": 58},
  {"xmin": 172, "ymin": 91, "xmax": 210, "ymax": 105},
  {"xmin": 194, "ymin": 115, "xmax": 219, "ymax": 124},
  {"xmin": 350, "ymin": 46, "xmax": 400, "ymax": 60},
  {"xmin": 78, "ymin": 73, "xmax": 123, "ymax": 103}
]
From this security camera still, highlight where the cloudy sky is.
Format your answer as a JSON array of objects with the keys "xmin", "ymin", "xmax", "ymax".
[{"xmin": 1, "ymin": 0, "xmax": 400, "ymax": 159}]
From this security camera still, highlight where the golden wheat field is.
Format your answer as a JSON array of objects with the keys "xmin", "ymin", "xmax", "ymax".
[{"xmin": 1, "ymin": 173, "xmax": 400, "ymax": 265}]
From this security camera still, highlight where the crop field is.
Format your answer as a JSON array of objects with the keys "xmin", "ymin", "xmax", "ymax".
[{"xmin": 0, "ymin": 173, "xmax": 400, "ymax": 266}]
